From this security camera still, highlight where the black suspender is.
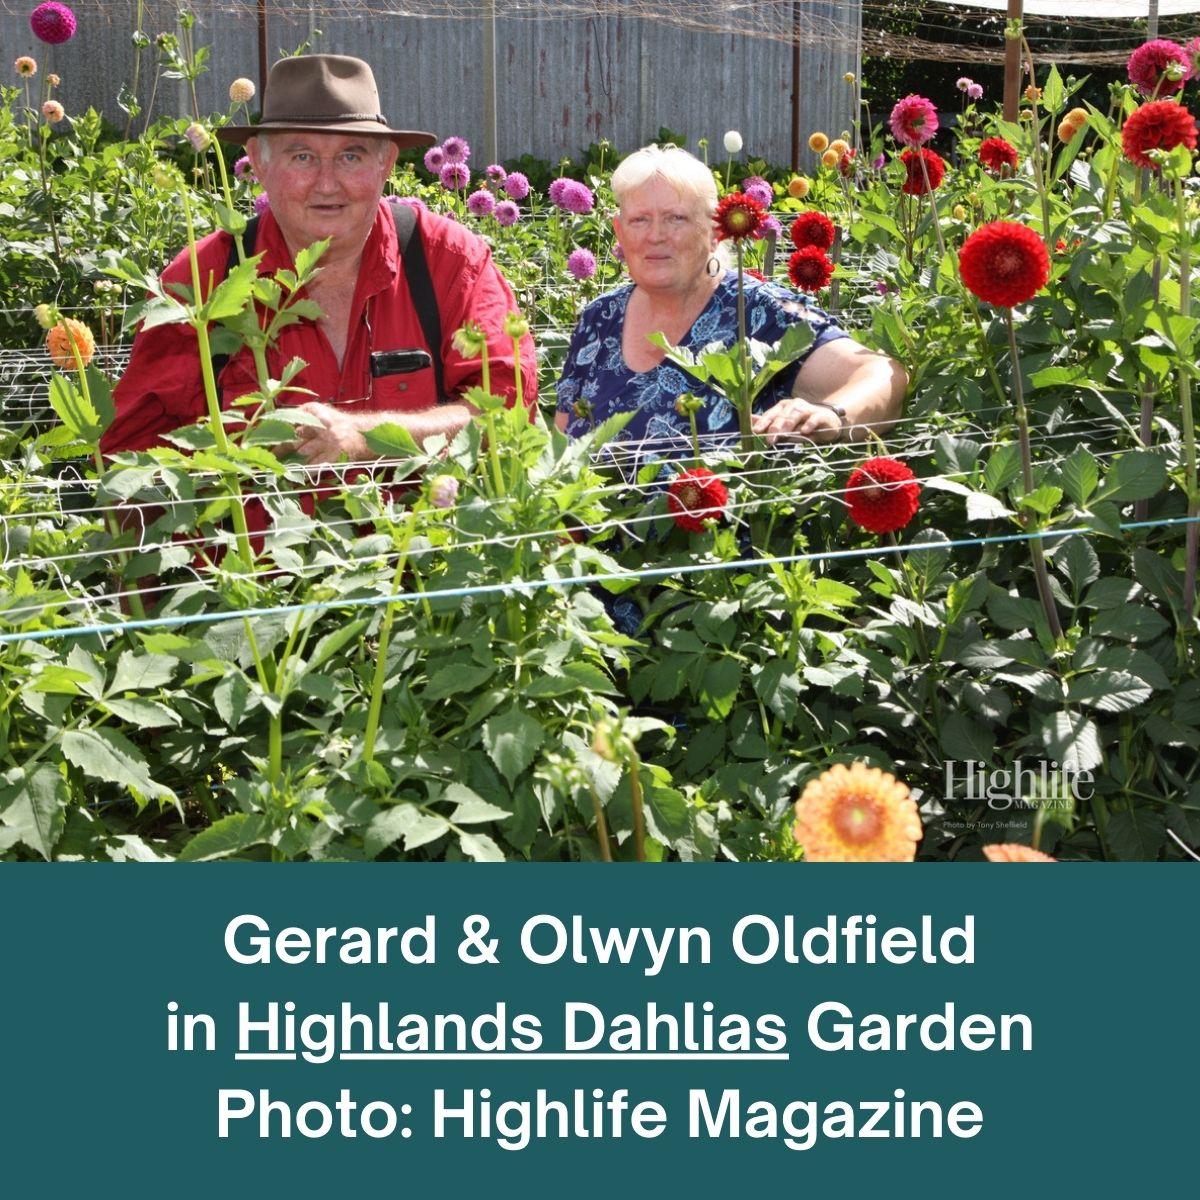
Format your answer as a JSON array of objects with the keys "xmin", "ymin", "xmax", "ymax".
[{"xmin": 211, "ymin": 203, "xmax": 445, "ymax": 401}]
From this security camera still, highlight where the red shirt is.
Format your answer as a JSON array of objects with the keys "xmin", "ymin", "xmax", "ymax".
[{"xmin": 101, "ymin": 201, "xmax": 537, "ymax": 454}]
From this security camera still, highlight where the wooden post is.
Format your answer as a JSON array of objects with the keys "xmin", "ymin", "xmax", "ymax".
[
  {"xmin": 257, "ymin": 0, "xmax": 269, "ymax": 96},
  {"xmin": 790, "ymin": 0, "xmax": 802, "ymax": 171},
  {"xmin": 1003, "ymin": 0, "xmax": 1022, "ymax": 123},
  {"xmin": 483, "ymin": 0, "xmax": 499, "ymax": 165}
]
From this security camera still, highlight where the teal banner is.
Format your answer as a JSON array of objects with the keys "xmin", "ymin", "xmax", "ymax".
[{"xmin": 1, "ymin": 866, "xmax": 1192, "ymax": 1195}]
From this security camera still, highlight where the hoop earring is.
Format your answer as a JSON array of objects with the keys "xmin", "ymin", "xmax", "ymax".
[{"xmin": 707, "ymin": 255, "xmax": 721, "ymax": 277}]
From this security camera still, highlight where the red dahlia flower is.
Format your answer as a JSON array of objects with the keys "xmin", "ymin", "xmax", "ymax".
[
  {"xmin": 958, "ymin": 221, "xmax": 1050, "ymax": 307},
  {"xmin": 789, "ymin": 210, "xmax": 836, "ymax": 251},
  {"xmin": 845, "ymin": 458, "xmax": 920, "ymax": 534},
  {"xmin": 787, "ymin": 246, "xmax": 834, "ymax": 292},
  {"xmin": 978, "ymin": 136, "xmax": 1019, "ymax": 175},
  {"xmin": 667, "ymin": 467, "xmax": 729, "ymax": 532},
  {"xmin": 1127, "ymin": 39, "xmax": 1192, "ymax": 97},
  {"xmin": 1121, "ymin": 100, "xmax": 1198, "ymax": 169},
  {"xmin": 900, "ymin": 148, "xmax": 945, "ymax": 195},
  {"xmin": 713, "ymin": 192, "xmax": 767, "ymax": 242}
]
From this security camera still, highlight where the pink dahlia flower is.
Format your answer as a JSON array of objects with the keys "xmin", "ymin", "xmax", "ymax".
[
  {"xmin": 30, "ymin": 2, "xmax": 76, "ymax": 45},
  {"xmin": 1127, "ymin": 39, "xmax": 1192, "ymax": 97},
  {"xmin": 889, "ymin": 94, "xmax": 939, "ymax": 147}
]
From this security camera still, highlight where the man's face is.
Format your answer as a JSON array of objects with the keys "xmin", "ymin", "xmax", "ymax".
[{"xmin": 247, "ymin": 131, "xmax": 397, "ymax": 257}]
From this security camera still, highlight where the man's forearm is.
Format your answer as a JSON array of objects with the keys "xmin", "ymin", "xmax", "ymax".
[{"xmin": 354, "ymin": 403, "xmax": 474, "ymax": 449}]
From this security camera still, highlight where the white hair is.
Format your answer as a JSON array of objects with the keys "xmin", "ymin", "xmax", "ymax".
[{"xmin": 611, "ymin": 144, "xmax": 718, "ymax": 216}]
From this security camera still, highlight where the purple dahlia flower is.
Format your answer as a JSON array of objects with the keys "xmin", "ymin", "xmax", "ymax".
[
  {"xmin": 253, "ymin": 192, "xmax": 271, "ymax": 215},
  {"xmin": 485, "ymin": 163, "xmax": 506, "ymax": 182},
  {"xmin": 441, "ymin": 136, "xmax": 470, "ymax": 164},
  {"xmin": 467, "ymin": 188, "xmax": 496, "ymax": 217},
  {"xmin": 423, "ymin": 146, "xmax": 446, "ymax": 174},
  {"xmin": 559, "ymin": 180, "xmax": 594, "ymax": 214},
  {"xmin": 494, "ymin": 199, "xmax": 520, "ymax": 227},
  {"xmin": 439, "ymin": 162, "xmax": 470, "ymax": 191}
]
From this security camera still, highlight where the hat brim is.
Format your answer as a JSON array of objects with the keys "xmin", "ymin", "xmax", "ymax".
[{"xmin": 217, "ymin": 121, "xmax": 436, "ymax": 151}]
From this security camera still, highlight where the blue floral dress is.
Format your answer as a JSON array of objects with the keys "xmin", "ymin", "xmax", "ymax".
[{"xmin": 555, "ymin": 271, "xmax": 848, "ymax": 452}]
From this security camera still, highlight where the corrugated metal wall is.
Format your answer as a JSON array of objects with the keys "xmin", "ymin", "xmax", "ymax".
[{"xmin": 2, "ymin": 2, "xmax": 859, "ymax": 164}]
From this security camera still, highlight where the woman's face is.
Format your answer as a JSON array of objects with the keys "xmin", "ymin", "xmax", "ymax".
[{"xmin": 615, "ymin": 176, "xmax": 716, "ymax": 297}]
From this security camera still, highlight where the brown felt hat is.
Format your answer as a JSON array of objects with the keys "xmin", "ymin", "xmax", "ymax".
[{"xmin": 217, "ymin": 54, "xmax": 435, "ymax": 150}]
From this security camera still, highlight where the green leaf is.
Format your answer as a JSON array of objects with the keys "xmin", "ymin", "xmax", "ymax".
[
  {"xmin": 364, "ymin": 421, "xmax": 423, "ymax": 458},
  {"xmin": 446, "ymin": 784, "xmax": 510, "ymax": 825},
  {"xmin": 364, "ymin": 804, "xmax": 450, "ymax": 857},
  {"xmin": 213, "ymin": 672, "xmax": 251, "ymax": 727},
  {"xmin": 906, "ymin": 529, "xmax": 951, "ymax": 593},
  {"xmin": 66, "ymin": 645, "xmax": 106, "ymax": 700},
  {"xmin": 483, "ymin": 708, "xmax": 545, "ymax": 787},
  {"xmin": 1052, "ymin": 536, "xmax": 1100, "ymax": 596},
  {"xmin": 110, "ymin": 651, "xmax": 177, "ymax": 694},
  {"xmin": 179, "ymin": 813, "xmax": 269, "ymax": 862},
  {"xmin": 1096, "ymin": 451, "xmax": 1167, "ymax": 503},
  {"xmin": 425, "ymin": 662, "xmax": 495, "ymax": 701},
  {"xmin": 966, "ymin": 491, "xmax": 1013, "ymax": 521},
  {"xmin": 61, "ymin": 728, "xmax": 175, "ymax": 804},
  {"xmin": 986, "ymin": 589, "xmax": 1043, "ymax": 632},
  {"xmin": 1040, "ymin": 711, "xmax": 1102, "ymax": 773},
  {"xmin": 1105, "ymin": 810, "xmax": 1167, "ymax": 861},
  {"xmin": 458, "ymin": 831, "xmax": 506, "ymax": 862},
  {"xmin": 753, "ymin": 660, "xmax": 803, "ymax": 721},
  {"xmin": 698, "ymin": 657, "xmax": 742, "ymax": 720},
  {"xmin": 938, "ymin": 711, "xmax": 995, "ymax": 764},
  {"xmin": 203, "ymin": 259, "xmax": 260, "ymax": 322},
  {"xmin": 1089, "ymin": 605, "xmax": 1169, "ymax": 642},
  {"xmin": 49, "ymin": 373, "xmax": 101, "ymax": 441},
  {"xmin": 0, "ymin": 765, "xmax": 66, "ymax": 860},
  {"xmin": 1082, "ymin": 577, "xmax": 1139, "ymax": 610},
  {"xmin": 1060, "ymin": 447, "xmax": 1100, "ymax": 506},
  {"xmin": 1018, "ymin": 485, "xmax": 1063, "ymax": 517},
  {"xmin": 100, "ymin": 697, "xmax": 182, "ymax": 728},
  {"xmin": 1066, "ymin": 669, "xmax": 1152, "ymax": 714},
  {"xmin": 304, "ymin": 618, "xmax": 371, "ymax": 675}
]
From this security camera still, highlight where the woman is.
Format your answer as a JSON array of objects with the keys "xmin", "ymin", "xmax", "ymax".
[{"xmin": 555, "ymin": 144, "xmax": 905, "ymax": 447}]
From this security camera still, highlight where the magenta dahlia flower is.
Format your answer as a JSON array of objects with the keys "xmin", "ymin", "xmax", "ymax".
[
  {"xmin": 494, "ymin": 199, "xmax": 520, "ymax": 227},
  {"xmin": 966, "ymin": 83, "xmax": 983, "ymax": 101},
  {"xmin": 485, "ymin": 163, "xmax": 506, "ymax": 182},
  {"xmin": 567, "ymin": 248, "xmax": 597, "ymax": 281},
  {"xmin": 423, "ymin": 146, "xmax": 445, "ymax": 174},
  {"xmin": 503, "ymin": 171, "xmax": 529, "ymax": 200},
  {"xmin": 441, "ymin": 136, "xmax": 470, "ymax": 164},
  {"xmin": 559, "ymin": 180, "xmax": 595, "ymax": 214},
  {"xmin": 889, "ymin": 94, "xmax": 939, "ymax": 147},
  {"xmin": 548, "ymin": 177, "xmax": 570, "ymax": 207},
  {"xmin": 467, "ymin": 188, "xmax": 496, "ymax": 217},
  {"xmin": 253, "ymin": 193, "xmax": 270, "ymax": 216},
  {"xmin": 233, "ymin": 155, "xmax": 253, "ymax": 180},
  {"xmin": 30, "ymin": 2, "xmax": 76, "ymax": 45},
  {"xmin": 1127, "ymin": 39, "xmax": 1192, "ymax": 97},
  {"xmin": 439, "ymin": 162, "xmax": 470, "ymax": 191}
]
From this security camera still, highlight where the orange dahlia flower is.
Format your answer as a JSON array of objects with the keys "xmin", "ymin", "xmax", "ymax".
[
  {"xmin": 793, "ymin": 763, "xmax": 922, "ymax": 862},
  {"xmin": 45, "ymin": 318, "xmax": 95, "ymax": 370},
  {"xmin": 982, "ymin": 844, "xmax": 1057, "ymax": 862}
]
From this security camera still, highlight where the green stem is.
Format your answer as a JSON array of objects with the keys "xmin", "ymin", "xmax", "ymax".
[
  {"xmin": 627, "ymin": 749, "xmax": 647, "ymax": 863},
  {"xmin": 180, "ymin": 185, "xmax": 255, "ymax": 565},
  {"xmin": 125, "ymin": 0, "xmax": 145, "ymax": 140},
  {"xmin": 363, "ymin": 512, "xmax": 417, "ymax": 765},
  {"xmin": 1006, "ymin": 311, "xmax": 1064, "ymax": 642},
  {"xmin": 735, "ymin": 242, "xmax": 752, "ymax": 454},
  {"xmin": 587, "ymin": 784, "xmax": 614, "ymax": 862},
  {"xmin": 1175, "ymin": 175, "xmax": 1197, "ymax": 619}
]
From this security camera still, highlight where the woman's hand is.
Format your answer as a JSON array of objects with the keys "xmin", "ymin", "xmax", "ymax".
[{"xmin": 751, "ymin": 397, "xmax": 843, "ymax": 443}]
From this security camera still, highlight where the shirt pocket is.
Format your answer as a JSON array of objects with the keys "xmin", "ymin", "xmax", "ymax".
[{"xmin": 370, "ymin": 364, "xmax": 440, "ymax": 411}]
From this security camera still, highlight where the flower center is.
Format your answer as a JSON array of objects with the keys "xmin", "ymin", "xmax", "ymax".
[
  {"xmin": 831, "ymin": 794, "xmax": 884, "ymax": 845},
  {"xmin": 678, "ymin": 484, "xmax": 701, "ymax": 508},
  {"xmin": 995, "ymin": 248, "xmax": 1022, "ymax": 278}
]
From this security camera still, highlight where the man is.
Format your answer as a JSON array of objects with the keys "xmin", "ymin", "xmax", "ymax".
[{"xmin": 102, "ymin": 54, "xmax": 536, "ymax": 462}]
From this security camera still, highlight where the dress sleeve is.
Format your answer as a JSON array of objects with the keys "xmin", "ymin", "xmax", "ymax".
[{"xmin": 555, "ymin": 301, "xmax": 599, "ymax": 419}]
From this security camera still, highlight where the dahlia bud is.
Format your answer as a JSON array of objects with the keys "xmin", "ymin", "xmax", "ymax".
[
  {"xmin": 428, "ymin": 475, "xmax": 460, "ymax": 510},
  {"xmin": 184, "ymin": 121, "xmax": 211, "ymax": 152},
  {"xmin": 151, "ymin": 162, "xmax": 178, "ymax": 190},
  {"xmin": 1024, "ymin": 85, "xmax": 1042, "ymax": 103},
  {"xmin": 1020, "ymin": 109, "xmax": 1034, "ymax": 122},
  {"xmin": 33, "ymin": 303, "xmax": 54, "ymax": 330},
  {"xmin": 229, "ymin": 77, "xmax": 256, "ymax": 104},
  {"xmin": 843, "ymin": 72, "xmax": 856, "ymax": 84},
  {"xmin": 450, "ymin": 320, "xmax": 487, "ymax": 357},
  {"xmin": 47, "ymin": 72, "xmax": 60, "ymax": 86},
  {"xmin": 41, "ymin": 100, "xmax": 64, "ymax": 124},
  {"xmin": 952, "ymin": 204, "xmax": 967, "ymax": 220},
  {"xmin": 1166, "ymin": 61, "xmax": 1186, "ymax": 82},
  {"xmin": 591, "ymin": 720, "xmax": 617, "ymax": 763},
  {"xmin": 723, "ymin": 130, "xmax": 743, "ymax": 155},
  {"xmin": 808, "ymin": 131, "xmax": 829, "ymax": 153},
  {"xmin": 1005, "ymin": 18, "xmax": 1023, "ymax": 39},
  {"xmin": 503, "ymin": 311, "xmax": 529, "ymax": 339}
]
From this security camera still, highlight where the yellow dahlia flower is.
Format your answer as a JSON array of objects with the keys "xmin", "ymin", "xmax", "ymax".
[
  {"xmin": 982, "ymin": 844, "xmax": 1057, "ymax": 862},
  {"xmin": 787, "ymin": 176, "xmax": 811, "ymax": 199},
  {"xmin": 808, "ymin": 131, "xmax": 829, "ymax": 153}
]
